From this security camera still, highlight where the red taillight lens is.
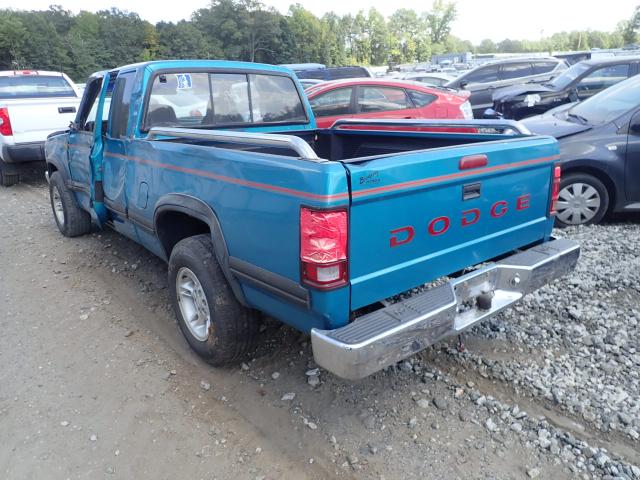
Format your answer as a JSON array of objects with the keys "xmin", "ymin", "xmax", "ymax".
[
  {"xmin": 549, "ymin": 165, "xmax": 561, "ymax": 215},
  {"xmin": 300, "ymin": 207, "xmax": 348, "ymax": 289},
  {"xmin": 0, "ymin": 108, "xmax": 12, "ymax": 136}
]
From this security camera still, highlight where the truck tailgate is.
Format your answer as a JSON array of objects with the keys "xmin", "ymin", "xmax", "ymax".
[
  {"xmin": 343, "ymin": 136, "xmax": 558, "ymax": 310},
  {"xmin": 6, "ymin": 97, "xmax": 79, "ymax": 144}
]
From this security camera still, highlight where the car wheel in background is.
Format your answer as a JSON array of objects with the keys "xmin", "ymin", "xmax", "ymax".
[
  {"xmin": 48, "ymin": 171, "xmax": 92, "ymax": 236},
  {"xmin": 0, "ymin": 161, "xmax": 19, "ymax": 186},
  {"xmin": 555, "ymin": 172, "xmax": 609, "ymax": 227}
]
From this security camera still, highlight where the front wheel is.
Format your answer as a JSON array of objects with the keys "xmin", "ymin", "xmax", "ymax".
[
  {"xmin": 48, "ymin": 171, "xmax": 92, "ymax": 236},
  {"xmin": 168, "ymin": 234, "xmax": 259, "ymax": 365},
  {"xmin": 555, "ymin": 173, "xmax": 609, "ymax": 227}
]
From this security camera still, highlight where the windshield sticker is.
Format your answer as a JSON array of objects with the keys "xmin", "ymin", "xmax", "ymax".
[{"xmin": 176, "ymin": 74, "xmax": 193, "ymax": 90}]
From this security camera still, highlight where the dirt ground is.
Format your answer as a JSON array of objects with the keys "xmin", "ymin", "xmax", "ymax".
[{"xmin": 0, "ymin": 169, "xmax": 637, "ymax": 480}]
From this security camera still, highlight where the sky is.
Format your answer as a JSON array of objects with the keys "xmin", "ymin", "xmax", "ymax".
[{"xmin": 2, "ymin": 0, "xmax": 636, "ymax": 44}]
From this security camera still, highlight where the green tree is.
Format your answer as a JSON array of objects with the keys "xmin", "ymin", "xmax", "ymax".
[
  {"xmin": 157, "ymin": 21, "xmax": 215, "ymax": 59},
  {"xmin": 477, "ymin": 38, "xmax": 496, "ymax": 54},
  {"xmin": 425, "ymin": 0, "xmax": 456, "ymax": 44},
  {"xmin": 623, "ymin": 5, "xmax": 640, "ymax": 44},
  {"xmin": 0, "ymin": 12, "xmax": 28, "ymax": 69}
]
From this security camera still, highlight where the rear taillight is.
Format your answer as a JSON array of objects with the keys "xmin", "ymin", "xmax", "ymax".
[
  {"xmin": 549, "ymin": 165, "xmax": 561, "ymax": 215},
  {"xmin": 0, "ymin": 108, "xmax": 12, "ymax": 136},
  {"xmin": 300, "ymin": 207, "xmax": 348, "ymax": 290}
]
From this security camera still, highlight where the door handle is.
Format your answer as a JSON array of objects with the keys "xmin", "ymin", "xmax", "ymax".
[{"xmin": 58, "ymin": 106, "xmax": 76, "ymax": 114}]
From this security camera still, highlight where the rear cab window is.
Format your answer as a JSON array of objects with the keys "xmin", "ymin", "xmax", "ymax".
[
  {"xmin": 144, "ymin": 71, "xmax": 307, "ymax": 130},
  {"xmin": 0, "ymin": 74, "xmax": 76, "ymax": 99}
]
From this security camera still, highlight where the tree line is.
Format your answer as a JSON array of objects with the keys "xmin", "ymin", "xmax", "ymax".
[{"xmin": 0, "ymin": 1, "xmax": 637, "ymax": 82}]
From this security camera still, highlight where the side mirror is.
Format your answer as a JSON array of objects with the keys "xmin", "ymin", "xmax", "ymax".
[
  {"xmin": 568, "ymin": 89, "xmax": 579, "ymax": 102},
  {"xmin": 482, "ymin": 108, "xmax": 502, "ymax": 119},
  {"xmin": 629, "ymin": 120, "xmax": 640, "ymax": 135}
]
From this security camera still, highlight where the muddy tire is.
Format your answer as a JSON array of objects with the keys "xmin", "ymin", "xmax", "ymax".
[
  {"xmin": 168, "ymin": 234, "xmax": 259, "ymax": 365},
  {"xmin": 48, "ymin": 171, "xmax": 92, "ymax": 237},
  {"xmin": 0, "ymin": 161, "xmax": 19, "ymax": 187}
]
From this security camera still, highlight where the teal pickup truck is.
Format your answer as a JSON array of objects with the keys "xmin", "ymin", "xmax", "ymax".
[{"xmin": 45, "ymin": 60, "xmax": 579, "ymax": 379}]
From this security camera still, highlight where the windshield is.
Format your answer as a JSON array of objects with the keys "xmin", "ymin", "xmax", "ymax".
[
  {"xmin": 548, "ymin": 62, "xmax": 590, "ymax": 90},
  {"xmin": 569, "ymin": 74, "xmax": 640, "ymax": 125},
  {"xmin": 0, "ymin": 75, "xmax": 76, "ymax": 99}
]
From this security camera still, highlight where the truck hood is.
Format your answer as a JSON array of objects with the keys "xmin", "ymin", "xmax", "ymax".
[
  {"xmin": 492, "ymin": 83, "xmax": 554, "ymax": 102},
  {"xmin": 521, "ymin": 104, "xmax": 591, "ymax": 139}
]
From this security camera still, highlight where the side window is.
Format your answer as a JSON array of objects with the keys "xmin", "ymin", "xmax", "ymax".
[
  {"xmin": 357, "ymin": 86, "xmax": 410, "ymax": 113},
  {"xmin": 500, "ymin": 63, "xmax": 533, "ymax": 80},
  {"xmin": 108, "ymin": 72, "xmax": 135, "ymax": 138},
  {"xmin": 309, "ymin": 88, "xmax": 353, "ymax": 117},
  {"xmin": 577, "ymin": 64, "xmax": 631, "ymax": 91},
  {"xmin": 407, "ymin": 90, "xmax": 437, "ymax": 108},
  {"xmin": 147, "ymin": 73, "xmax": 211, "ymax": 129},
  {"xmin": 78, "ymin": 78, "xmax": 112, "ymax": 133},
  {"xmin": 532, "ymin": 61, "xmax": 560, "ymax": 75},
  {"xmin": 464, "ymin": 65, "xmax": 499, "ymax": 84}
]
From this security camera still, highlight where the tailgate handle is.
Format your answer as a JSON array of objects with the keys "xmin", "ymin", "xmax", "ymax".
[
  {"xmin": 463, "ymin": 183, "xmax": 481, "ymax": 200},
  {"xmin": 58, "ymin": 106, "xmax": 76, "ymax": 114},
  {"xmin": 460, "ymin": 154, "xmax": 488, "ymax": 170}
]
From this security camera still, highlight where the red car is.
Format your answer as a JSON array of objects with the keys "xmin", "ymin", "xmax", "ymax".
[{"xmin": 305, "ymin": 78, "xmax": 473, "ymax": 129}]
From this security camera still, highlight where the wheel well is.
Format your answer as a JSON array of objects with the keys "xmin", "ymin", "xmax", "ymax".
[
  {"xmin": 156, "ymin": 211, "xmax": 211, "ymax": 258},
  {"xmin": 562, "ymin": 165, "xmax": 616, "ymax": 209}
]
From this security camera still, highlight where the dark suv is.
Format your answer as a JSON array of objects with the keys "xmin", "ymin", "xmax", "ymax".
[
  {"xmin": 492, "ymin": 56, "xmax": 640, "ymax": 119},
  {"xmin": 445, "ymin": 57, "xmax": 567, "ymax": 117}
]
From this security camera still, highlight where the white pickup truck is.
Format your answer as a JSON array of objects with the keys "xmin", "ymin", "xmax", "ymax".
[{"xmin": 0, "ymin": 70, "xmax": 80, "ymax": 186}]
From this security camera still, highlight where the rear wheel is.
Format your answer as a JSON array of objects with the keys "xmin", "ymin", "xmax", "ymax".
[
  {"xmin": 48, "ymin": 171, "xmax": 92, "ymax": 236},
  {"xmin": 0, "ymin": 161, "xmax": 19, "ymax": 187},
  {"xmin": 168, "ymin": 234, "xmax": 259, "ymax": 365},
  {"xmin": 555, "ymin": 173, "xmax": 609, "ymax": 227}
]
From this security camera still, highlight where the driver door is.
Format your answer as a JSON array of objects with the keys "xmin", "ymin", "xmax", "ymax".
[{"xmin": 67, "ymin": 75, "xmax": 107, "ymax": 211}]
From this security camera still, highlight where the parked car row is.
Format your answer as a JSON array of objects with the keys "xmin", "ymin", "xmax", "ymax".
[
  {"xmin": 522, "ymin": 74, "xmax": 640, "ymax": 226},
  {"xmin": 2, "ymin": 56, "xmax": 640, "ymax": 229}
]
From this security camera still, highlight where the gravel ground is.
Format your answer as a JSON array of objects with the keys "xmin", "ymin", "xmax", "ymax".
[{"xmin": 0, "ymin": 169, "xmax": 639, "ymax": 479}]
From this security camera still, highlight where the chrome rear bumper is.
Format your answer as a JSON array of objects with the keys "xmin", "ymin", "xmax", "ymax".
[{"xmin": 311, "ymin": 238, "xmax": 580, "ymax": 379}]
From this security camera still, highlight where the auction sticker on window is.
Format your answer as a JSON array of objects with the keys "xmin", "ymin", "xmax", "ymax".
[{"xmin": 176, "ymin": 74, "xmax": 193, "ymax": 90}]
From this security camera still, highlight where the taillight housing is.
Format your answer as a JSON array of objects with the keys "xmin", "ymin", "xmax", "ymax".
[
  {"xmin": 300, "ymin": 207, "xmax": 348, "ymax": 290},
  {"xmin": 549, "ymin": 164, "xmax": 561, "ymax": 215},
  {"xmin": 0, "ymin": 108, "xmax": 12, "ymax": 136}
]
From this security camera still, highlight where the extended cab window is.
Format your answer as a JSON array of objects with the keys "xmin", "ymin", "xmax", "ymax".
[
  {"xmin": 108, "ymin": 72, "xmax": 135, "ymax": 138},
  {"xmin": 0, "ymin": 75, "xmax": 76, "ymax": 99},
  {"xmin": 309, "ymin": 87, "xmax": 353, "ymax": 117},
  {"xmin": 357, "ymin": 86, "xmax": 410, "ymax": 113},
  {"xmin": 144, "ymin": 72, "xmax": 306, "ymax": 130}
]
